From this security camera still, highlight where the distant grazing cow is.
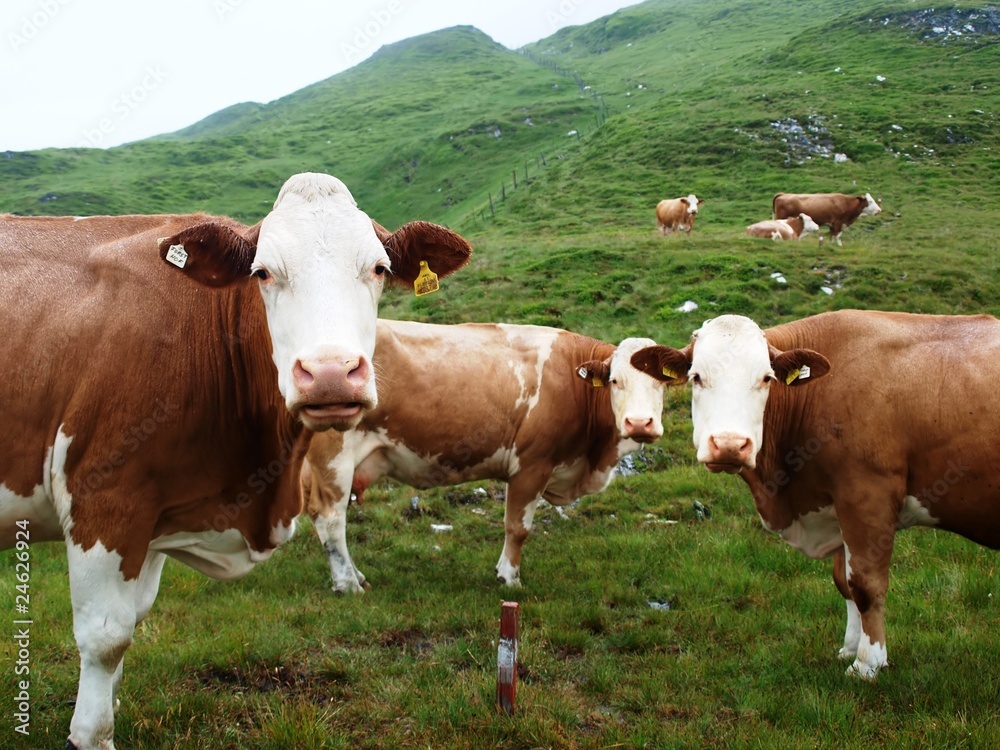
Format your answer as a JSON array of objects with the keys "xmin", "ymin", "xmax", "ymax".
[
  {"xmin": 746, "ymin": 213, "xmax": 820, "ymax": 241},
  {"xmin": 302, "ymin": 320, "xmax": 667, "ymax": 591},
  {"xmin": 0, "ymin": 172, "xmax": 471, "ymax": 750},
  {"xmin": 656, "ymin": 194, "xmax": 704, "ymax": 235},
  {"xmin": 772, "ymin": 192, "xmax": 881, "ymax": 245},
  {"xmin": 632, "ymin": 310, "xmax": 1000, "ymax": 680}
]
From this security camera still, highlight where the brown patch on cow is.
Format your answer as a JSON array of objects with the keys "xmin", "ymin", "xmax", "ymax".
[
  {"xmin": 381, "ymin": 220, "xmax": 472, "ymax": 285},
  {"xmin": 849, "ymin": 581, "xmax": 872, "ymax": 614}
]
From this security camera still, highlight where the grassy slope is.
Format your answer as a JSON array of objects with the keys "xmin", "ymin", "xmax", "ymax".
[
  {"xmin": 0, "ymin": 26, "xmax": 597, "ymax": 226},
  {"xmin": 2, "ymin": 1, "xmax": 1000, "ymax": 748}
]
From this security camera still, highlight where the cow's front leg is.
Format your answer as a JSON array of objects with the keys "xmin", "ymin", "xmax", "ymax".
[
  {"xmin": 65, "ymin": 539, "xmax": 144, "ymax": 750},
  {"xmin": 832, "ymin": 546, "xmax": 862, "ymax": 661},
  {"xmin": 303, "ymin": 453, "xmax": 366, "ymax": 594},
  {"xmin": 836, "ymin": 499, "xmax": 896, "ymax": 679},
  {"xmin": 496, "ymin": 470, "xmax": 550, "ymax": 586}
]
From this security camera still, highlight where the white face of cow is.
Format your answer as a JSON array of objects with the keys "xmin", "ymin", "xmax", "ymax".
[
  {"xmin": 686, "ymin": 316, "xmax": 775, "ymax": 472},
  {"xmin": 252, "ymin": 174, "xmax": 390, "ymax": 431},
  {"xmin": 861, "ymin": 193, "xmax": 882, "ymax": 216},
  {"xmin": 579, "ymin": 338, "xmax": 666, "ymax": 443},
  {"xmin": 684, "ymin": 194, "xmax": 701, "ymax": 215},
  {"xmin": 800, "ymin": 213, "xmax": 821, "ymax": 234}
]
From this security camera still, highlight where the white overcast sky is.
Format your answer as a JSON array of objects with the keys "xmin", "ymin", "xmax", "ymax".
[{"xmin": 2, "ymin": 0, "xmax": 640, "ymax": 152}]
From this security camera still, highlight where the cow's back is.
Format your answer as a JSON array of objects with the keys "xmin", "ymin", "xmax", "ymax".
[
  {"xmin": 361, "ymin": 321, "xmax": 578, "ymax": 473},
  {"xmin": 765, "ymin": 309, "xmax": 1000, "ymax": 546}
]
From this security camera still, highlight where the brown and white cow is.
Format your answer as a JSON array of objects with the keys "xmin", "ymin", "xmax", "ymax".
[
  {"xmin": 632, "ymin": 310, "xmax": 1000, "ymax": 680},
  {"xmin": 302, "ymin": 320, "xmax": 667, "ymax": 591},
  {"xmin": 745, "ymin": 213, "xmax": 820, "ymax": 241},
  {"xmin": 0, "ymin": 172, "xmax": 470, "ymax": 750},
  {"xmin": 656, "ymin": 194, "xmax": 704, "ymax": 235},
  {"xmin": 772, "ymin": 192, "xmax": 881, "ymax": 246}
]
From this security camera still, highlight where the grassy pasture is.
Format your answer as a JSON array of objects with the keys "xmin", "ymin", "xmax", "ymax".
[{"xmin": 3, "ymin": 0, "xmax": 1000, "ymax": 747}]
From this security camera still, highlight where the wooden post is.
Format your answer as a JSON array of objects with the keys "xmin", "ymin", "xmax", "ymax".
[
  {"xmin": 489, "ymin": 193, "xmax": 494, "ymax": 216},
  {"xmin": 497, "ymin": 601, "xmax": 520, "ymax": 715},
  {"xmin": 512, "ymin": 169, "xmax": 517, "ymax": 189}
]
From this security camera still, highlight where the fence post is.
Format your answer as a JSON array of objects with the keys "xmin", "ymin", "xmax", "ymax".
[{"xmin": 496, "ymin": 602, "xmax": 520, "ymax": 715}]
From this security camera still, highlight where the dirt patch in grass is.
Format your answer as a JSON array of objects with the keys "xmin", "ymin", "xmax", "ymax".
[{"xmin": 193, "ymin": 662, "xmax": 351, "ymax": 704}]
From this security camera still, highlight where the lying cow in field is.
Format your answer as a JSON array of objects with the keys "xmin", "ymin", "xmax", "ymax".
[
  {"xmin": 772, "ymin": 192, "xmax": 881, "ymax": 245},
  {"xmin": 632, "ymin": 310, "xmax": 1000, "ymax": 680},
  {"xmin": 302, "ymin": 320, "xmax": 667, "ymax": 591},
  {"xmin": 746, "ymin": 213, "xmax": 820, "ymax": 241},
  {"xmin": 656, "ymin": 194, "xmax": 704, "ymax": 235},
  {"xmin": 0, "ymin": 172, "xmax": 471, "ymax": 750}
]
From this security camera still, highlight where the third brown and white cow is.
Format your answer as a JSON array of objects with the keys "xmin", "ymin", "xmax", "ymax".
[
  {"xmin": 0, "ymin": 172, "xmax": 471, "ymax": 749},
  {"xmin": 656, "ymin": 194, "xmax": 704, "ymax": 235},
  {"xmin": 772, "ymin": 192, "xmax": 881, "ymax": 245},
  {"xmin": 302, "ymin": 320, "xmax": 667, "ymax": 591},
  {"xmin": 745, "ymin": 213, "xmax": 820, "ymax": 241},
  {"xmin": 632, "ymin": 310, "xmax": 1000, "ymax": 680}
]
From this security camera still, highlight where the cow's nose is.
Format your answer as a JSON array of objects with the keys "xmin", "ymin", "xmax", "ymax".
[
  {"xmin": 708, "ymin": 432, "xmax": 753, "ymax": 463},
  {"xmin": 293, "ymin": 355, "xmax": 370, "ymax": 395},
  {"xmin": 625, "ymin": 417, "xmax": 654, "ymax": 436}
]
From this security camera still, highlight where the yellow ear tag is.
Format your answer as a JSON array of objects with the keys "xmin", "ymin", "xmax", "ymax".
[
  {"xmin": 661, "ymin": 366, "xmax": 677, "ymax": 380},
  {"xmin": 592, "ymin": 377, "xmax": 604, "ymax": 387},
  {"xmin": 413, "ymin": 261, "xmax": 439, "ymax": 297},
  {"xmin": 785, "ymin": 368, "xmax": 801, "ymax": 385}
]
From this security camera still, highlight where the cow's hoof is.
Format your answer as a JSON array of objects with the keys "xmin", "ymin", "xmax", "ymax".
[
  {"xmin": 845, "ymin": 660, "xmax": 881, "ymax": 681},
  {"xmin": 837, "ymin": 646, "xmax": 857, "ymax": 662}
]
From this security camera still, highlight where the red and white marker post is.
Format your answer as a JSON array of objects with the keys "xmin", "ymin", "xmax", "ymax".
[{"xmin": 496, "ymin": 601, "xmax": 520, "ymax": 715}]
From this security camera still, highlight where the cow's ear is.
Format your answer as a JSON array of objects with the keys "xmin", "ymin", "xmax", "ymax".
[
  {"xmin": 770, "ymin": 347, "xmax": 831, "ymax": 387},
  {"xmin": 577, "ymin": 360, "xmax": 612, "ymax": 388},
  {"xmin": 630, "ymin": 345, "xmax": 692, "ymax": 384},
  {"xmin": 630, "ymin": 345, "xmax": 691, "ymax": 384},
  {"xmin": 679, "ymin": 198, "xmax": 690, "ymax": 206},
  {"xmin": 698, "ymin": 198, "xmax": 705, "ymax": 206},
  {"xmin": 159, "ymin": 221, "xmax": 259, "ymax": 288},
  {"xmin": 375, "ymin": 220, "xmax": 472, "ymax": 287}
]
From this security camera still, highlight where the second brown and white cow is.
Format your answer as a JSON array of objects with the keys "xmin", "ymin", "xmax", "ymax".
[
  {"xmin": 772, "ymin": 192, "xmax": 881, "ymax": 245},
  {"xmin": 656, "ymin": 194, "xmax": 704, "ymax": 235},
  {"xmin": 632, "ymin": 310, "xmax": 1000, "ymax": 680},
  {"xmin": 302, "ymin": 320, "xmax": 668, "ymax": 591},
  {"xmin": 0, "ymin": 172, "xmax": 471, "ymax": 750},
  {"xmin": 746, "ymin": 213, "xmax": 820, "ymax": 241}
]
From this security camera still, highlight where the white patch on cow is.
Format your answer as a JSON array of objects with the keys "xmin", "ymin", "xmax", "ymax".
[
  {"xmin": 688, "ymin": 316, "xmax": 772, "ymax": 468},
  {"xmin": 800, "ymin": 213, "xmax": 820, "ymax": 235},
  {"xmin": 254, "ymin": 173, "xmax": 391, "ymax": 428},
  {"xmin": 266, "ymin": 517, "xmax": 297, "ymax": 551},
  {"xmin": 898, "ymin": 495, "xmax": 939, "ymax": 529},
  {"xmin": 839, "ymin": 599, "xmax": 863, "ymax": 661},
  {"xmin": 684, "ymin": 194, "xmax": 701, "ymax": 214},
  {"xmin": 496, "ymin": 553, "xmax": 520, "ymax": 587},
  {"xmin": 848, "ymin": 631, "xmax": 888, "ymax": 680},
  {"xmin": 498, "ymin": 325, "xmax": 559, "ymax": 416},
  {"xmin": 0, "ymin": 438, "xmax": 63, "ymax": 544},
  {"xmin": 839, "ymin": 546, "xmax": 862, "ymax": 659},
  {"xmin": 148, "ymin": 528, "xmax": 261, "ymax": 580},
  {"xmin": 777, "ymin": 504, "xmax": 843, "ymax": 558}
]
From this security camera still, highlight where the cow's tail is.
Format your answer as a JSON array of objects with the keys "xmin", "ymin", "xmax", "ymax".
[{"xmin": 771, "ymin": 193, "xmax": 782, "ymax": 220}]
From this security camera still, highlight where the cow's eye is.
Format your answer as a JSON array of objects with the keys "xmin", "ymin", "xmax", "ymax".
[
  {"xmin": 691, "ymin": 373, "xmax": 703, "ymax": 386},
  {"xmin": 763, "ymin": 374, "xmax": 774, "ymax": 385},
  {"xmin": 374, "ymin": 264, "xmax": 388, "ymax": 277},
  {"xmin": 610, "ymin": 378, "xmax": 619, "ymax": 387},
  {"xmin": 252, "ymin": 268, "xmax": 270, "ymax": 281}
]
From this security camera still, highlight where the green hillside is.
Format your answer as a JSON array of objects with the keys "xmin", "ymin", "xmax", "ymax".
[{"xmin": 3, "ymin": 3, "xmax": 1000, "ymax": 746}]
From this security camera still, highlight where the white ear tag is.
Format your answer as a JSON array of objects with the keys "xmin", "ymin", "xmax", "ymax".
[
  {"xmin": 165, "ymin": 244, "xmax": 188, "ymax": 269},
  {"xmin": 799, "ymin": 365, "xmax": 811, "ymax": 379},
  {"xmin": 577, "ymin": 366, "xmax": 588, "ymax": 380}
]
